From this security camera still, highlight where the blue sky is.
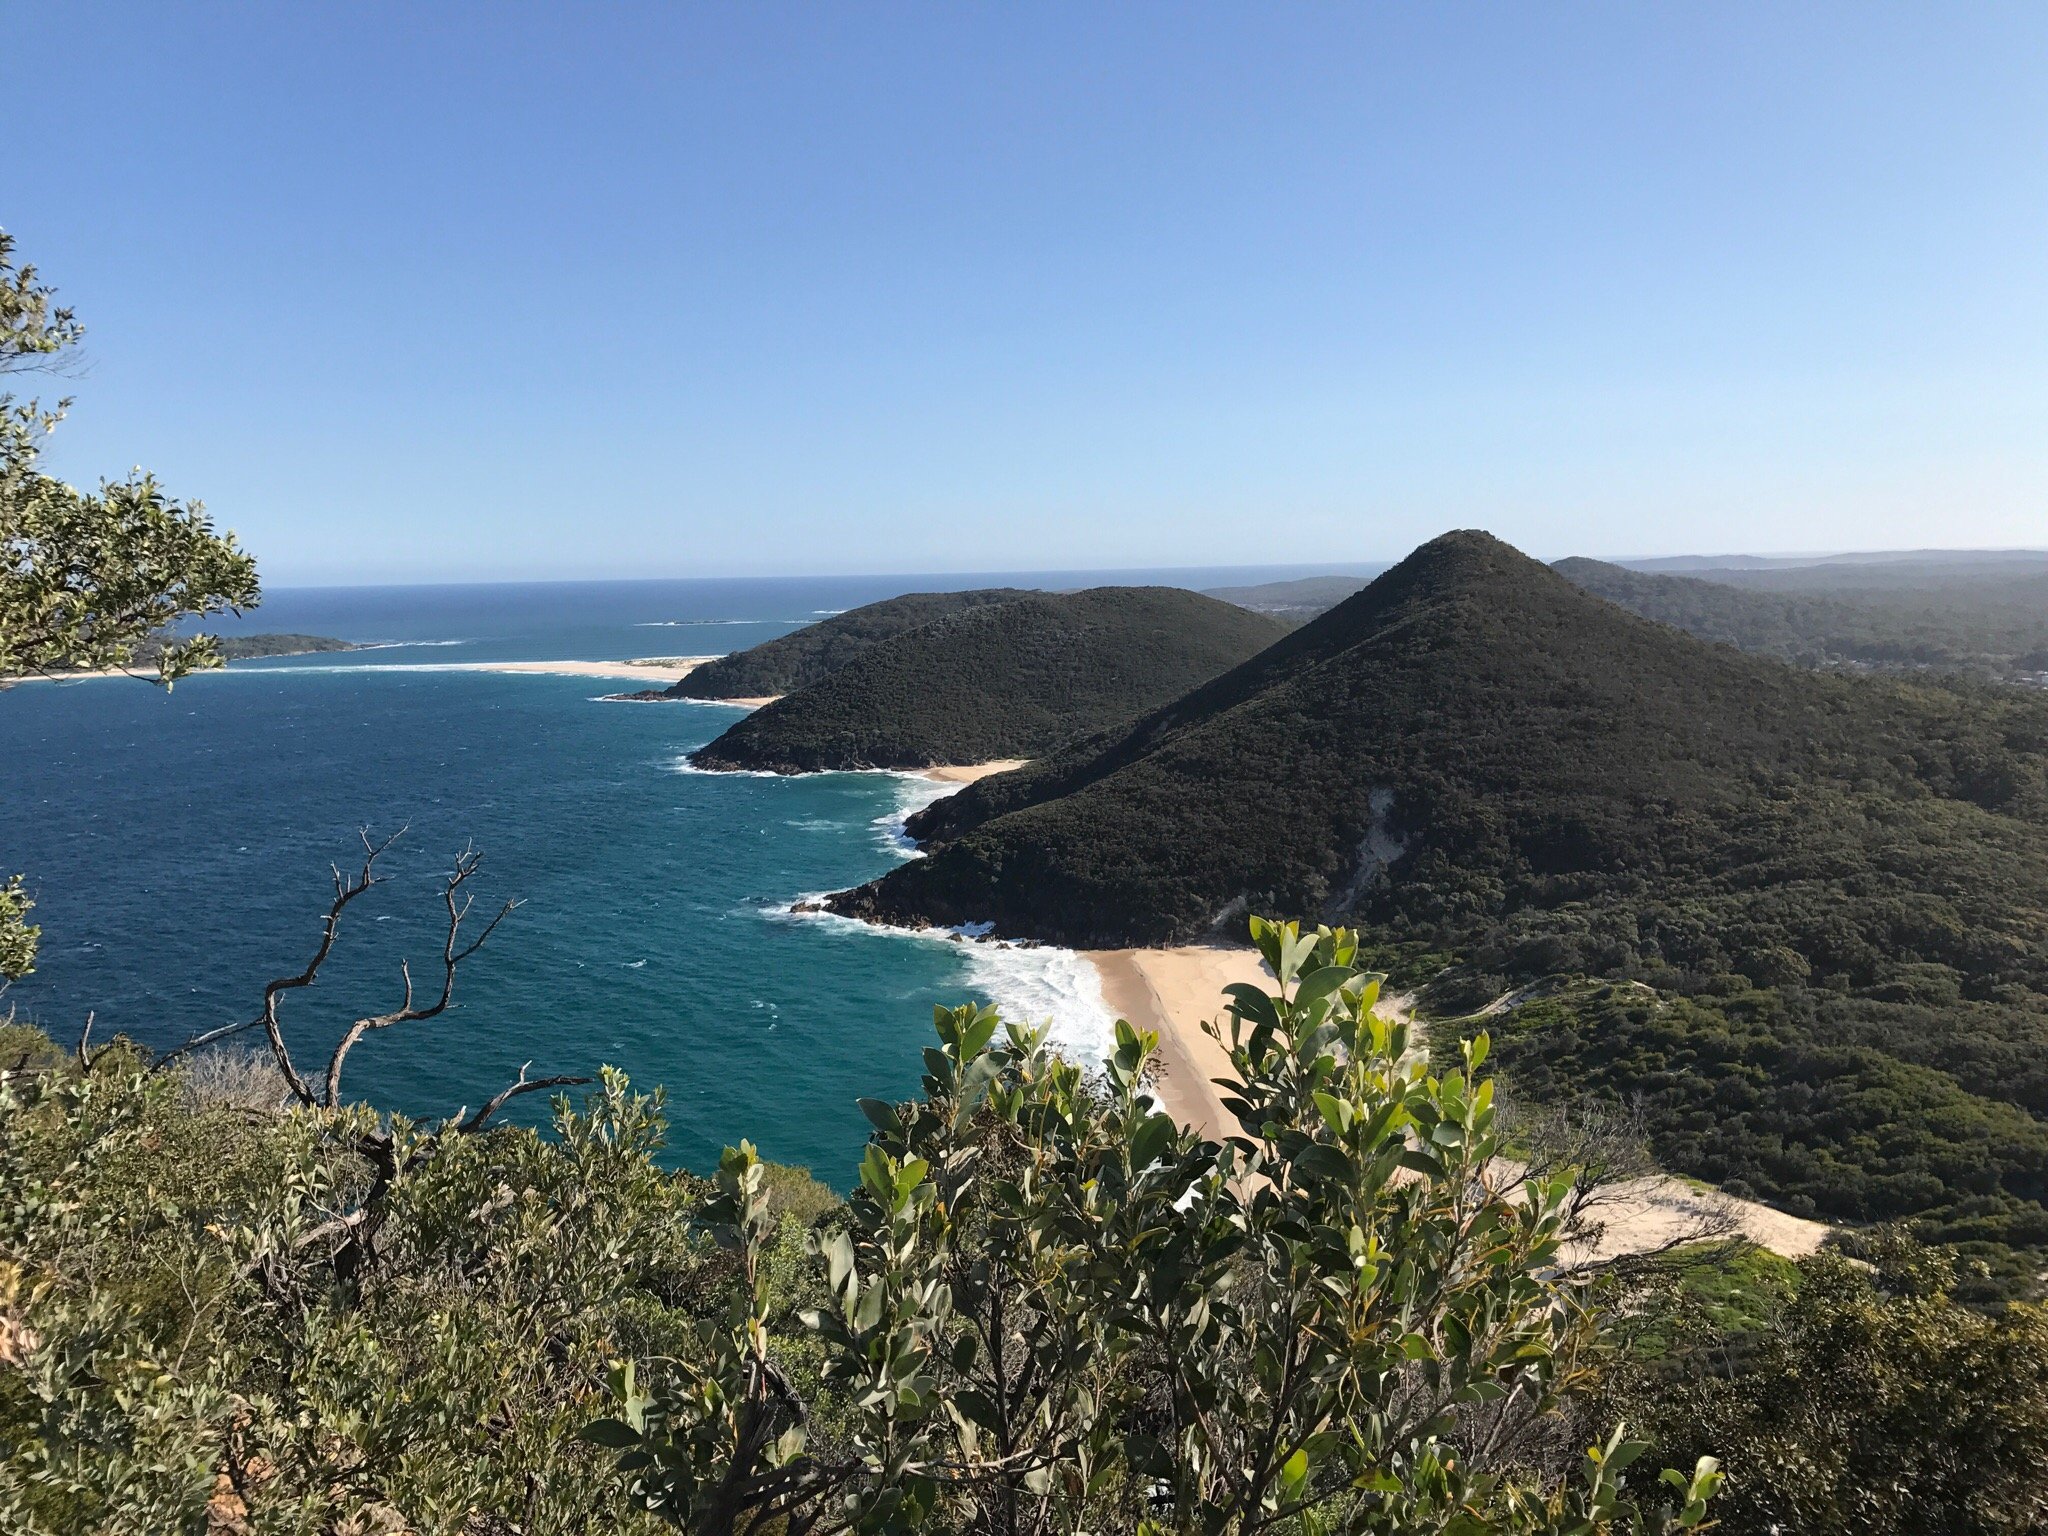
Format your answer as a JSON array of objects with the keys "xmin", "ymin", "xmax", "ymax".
[{"xmin": 9, "ymin": 4, "xmax": 2047, "ymax": 583}]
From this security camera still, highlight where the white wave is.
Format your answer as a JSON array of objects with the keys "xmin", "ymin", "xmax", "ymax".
[
  {"xmin": 353, "ymin": 639, "xmax": 469, "ymax": 649},
  {"xmin": 663, "ymin": 754, "xmax": 785, "ymax": 778},
  {"xmin": 957, "ymin": 939, "xmax": 1116, "ymax": 1068},
  {"xmin": 634, "ymin": 618, "xmax": 814, "ymax": 627},
  {"xmin": 812, "ymin": 609, "xmax": 847, "ymax": 616},
  {"xmin": 768, "ymin": 897, "xmax": 1115, "ymax": 1069},
  {"xmin": 870, "ymin": 773, "xmax": 955, "ymax": 858}
]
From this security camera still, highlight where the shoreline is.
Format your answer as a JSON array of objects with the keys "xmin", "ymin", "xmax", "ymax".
[{"xmin": 464, "ymin": 657, "xmax": 719, "ymax": 683}]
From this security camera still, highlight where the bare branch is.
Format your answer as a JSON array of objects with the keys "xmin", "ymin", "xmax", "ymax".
[
  {"xmin": 157, "ymin": 826, "xmax": 407, "ymax": 1094},
  {"xmin": 451, "ymin": 1062, "xmax": 591, "ymax": 1136},
  {"xmin": 320, "ymin": 846, "xmax": 521, "ymax": 1107}
]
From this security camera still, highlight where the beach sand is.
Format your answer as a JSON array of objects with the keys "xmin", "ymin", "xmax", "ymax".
[
  {"xmin": 1085, "ymin": 946, "xmax": 1274, "ymax": 1144},
  {"xmin": 1083, "ymin": 945, "xmax": 1829, "ymax": 1261},
  {"xmin": 919, "ymin": 759, "xmax": 1029, "ymax": 784}
]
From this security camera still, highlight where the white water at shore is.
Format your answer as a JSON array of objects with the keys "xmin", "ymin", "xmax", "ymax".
[{"xmin": 771, "ymin": 772, "xmax": 1118, "ymax": 1068}]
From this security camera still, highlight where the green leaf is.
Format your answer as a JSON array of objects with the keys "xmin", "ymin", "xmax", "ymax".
[
  {"xmin": 1128, "ymin": 1111, "xmax": 1175, "ymax": 1170},
  {"xmin": 1293, "ymin": 1143, "xmax": 1354, "ymax": 1183},
  {"xmin": 1224, "ymin": 983, "xmax": 1283, "ymax": 1031},
  {"xmin": 857, "ymin": 1097, "xmax": 900, "ymax": 1133},
  {"xmin": 580, "ymin": 1418, "xmax": 643, "ymax": 1449},
  {"xmin": 1294, "ymin": 965, "xmax": 1354, "ymax": 1011}
]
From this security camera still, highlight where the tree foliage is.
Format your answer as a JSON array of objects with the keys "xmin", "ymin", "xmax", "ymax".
[
  {"xmin": 670, "ymin": 589, "xmax": 1031, "ymax": 701},
  {"xmin": 0, "ymin": 228, "xmax": 261, "ymax": 980},
  {"xmin": 1596, "ymin": 1231, "xmax": 2048, "ymax": 1535}
]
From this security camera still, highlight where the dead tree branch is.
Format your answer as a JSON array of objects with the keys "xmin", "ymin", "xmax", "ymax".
[
  {"xmin": 159, "ymin": 825, "xmax": 406, "ymax": 1084},
  {"xmin": 321, "ymin": 843, "xmax": 520, "ymax": 1108},
  {"xmin": 174, "ymin": 831, "xmax": 593, "ymax": 1288}
]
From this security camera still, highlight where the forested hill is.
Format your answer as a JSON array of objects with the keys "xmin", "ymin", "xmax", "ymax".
[
  {"xmin": 665, "ymin": 588, "xmax": 1028, "ymax": 699},
  {"xmin": 689, "ymin": 587, "xmax": 1289, "ymax": 773},
  {"xmin": 1557, "ymin": 557, "xmax": 2048, "ymax": 681},
  {"xmin": 833, "ymin": 531, "xmax": 2048, "ymax": 1272}
]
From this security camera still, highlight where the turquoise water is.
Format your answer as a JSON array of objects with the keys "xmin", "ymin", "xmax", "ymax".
[{"xmin": 1, "ymin": 574, "xmax": 1222, "ymax": 1179}]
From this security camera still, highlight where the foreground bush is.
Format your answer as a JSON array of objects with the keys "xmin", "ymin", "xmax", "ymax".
[
  {"xmin": 1, "ymin": 918, "xmax": 1723, "ymax": 1534},
  {"xmin": 588, "ymin": 919, "xmax": 1719, "ymax": 1534}
]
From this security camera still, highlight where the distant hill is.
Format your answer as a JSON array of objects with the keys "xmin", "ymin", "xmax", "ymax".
[
  {"xmin": 1202, "ymin": 572, "xmax": 1383, "ymax": 622},
  {"xmin": 1558, "ymin": 557, "xmax": 2048, "ymax": 681},
  {"xmin": 666, "ymin": 589, "xmax": 1029, "ymax": 699},
  {"xmin": 689, "ymin": 587, "xmax": 1289, "ymax": 773},
  {"xmin": 834, "ymin": 532, "xmax": 2048, "ymax": 1274},
  {"xmin": 212, "ymin": 633, "xmax": 357, "ymax": 660}
]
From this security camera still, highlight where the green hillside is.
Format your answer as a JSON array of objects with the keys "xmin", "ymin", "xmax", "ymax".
[
  {"xmin": 690, "ymin": 586, "xmax": 1289, "ymax": 772},
  {"xmin": 834, "ymin": 532, "xmax": 2048, "ymax": 1274},
  {"xmin": 665, "ymin": 588, "xmax": 1028, "ymax": 699},
  {"xmin": 1558, "ymin": 556, "xmax": 2048, "ymax": 680}
]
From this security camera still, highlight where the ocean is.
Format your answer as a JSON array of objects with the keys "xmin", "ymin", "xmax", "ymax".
[{"xmin": 1, "ymin": 566, "xmax": 1360, "ymax": 1181}]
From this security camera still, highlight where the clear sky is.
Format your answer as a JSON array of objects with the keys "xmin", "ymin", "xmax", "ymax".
[{"xmin": 9, "ymin": 3, "xmax": 2047, "ymax": 583}]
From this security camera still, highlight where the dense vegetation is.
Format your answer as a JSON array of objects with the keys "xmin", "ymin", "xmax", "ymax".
[
  {"xmin": 1205, "ymin": 556, "xmax": 2048, "ymax": 684},
  {"xmin": 667, "ymin": 589, "xmax": 1029, "ymax": 700},
  {"xmin": 691, "ymin": 586, "xmax": 1287, "ymax": 772},
  {"xmin": 1596, "ymin": 1232, "xmax": 2048, "ymax": 1534},
  {"xmin": 1558, "ymin": 556, "xmax": 2048, "ymax": 682},
  {"xmin": 0, "ymin": 919, "xmax": 1727, "ymax": 1534},
  {"xmin": 835, "ymin": 532, "xmax": 2048, "ymax": 1274}
]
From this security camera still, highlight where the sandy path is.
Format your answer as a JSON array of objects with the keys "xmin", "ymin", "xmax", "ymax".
[{"xmin": 1083, "ymin": 946, "xmax": 1828, "ymax": 1261}]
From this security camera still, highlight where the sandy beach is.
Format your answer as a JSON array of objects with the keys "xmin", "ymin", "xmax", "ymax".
[
  {"xmin": 918, "ymin": 759, "xmax": 1029, "ymax": 784},
  {"xmin": 1083, "ymin": 945, "xmax": 1829, "ymax": 1261},
  {"xmin": 1085, "ymin": 946, "xmax": 1274, "ymax": 1143}
]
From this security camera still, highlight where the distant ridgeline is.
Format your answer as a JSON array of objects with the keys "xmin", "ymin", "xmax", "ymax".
[
  {"xmin": 833, "ymin": 532, "xmax": 2048, "ymax": 1286},
  {"xmin": 690, "ymin": 587, "xmax": 1289, "ymax": 773},
  {"xmin": 1211, "ymin": 556, "xmax": 2048, "ymax": 684},
  {"xmin": 1558, "ymin": 557, "xmax": 2048, "ymax": 683},
  {"xmin": 665, "ymin": 588, "xmax": 1029, "ymax": 699}
]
